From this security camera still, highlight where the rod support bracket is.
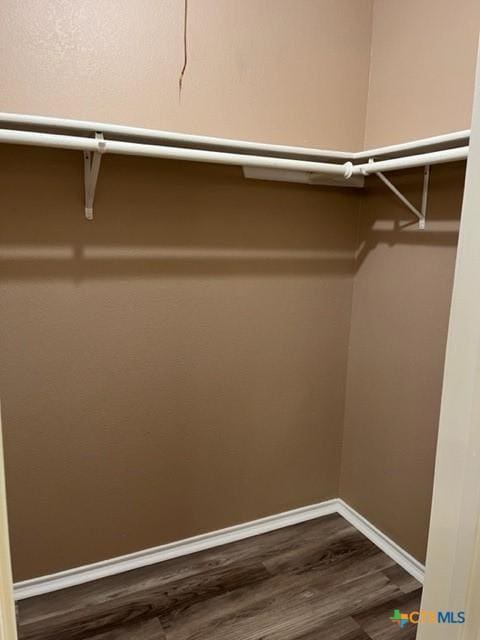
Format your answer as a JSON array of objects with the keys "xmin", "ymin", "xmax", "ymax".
[
  {"xmin": 83, "ymin": 133, "xmax": 105, "ymax": 220},
  {"xmin": 371, "ymin": 159, "xmax": 431, "ymax": 230}
]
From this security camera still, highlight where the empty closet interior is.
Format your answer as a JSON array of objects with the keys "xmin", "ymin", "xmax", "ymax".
[{"xmin": 1, "ymin": 0, "xmax": 479, "ymax": 599}]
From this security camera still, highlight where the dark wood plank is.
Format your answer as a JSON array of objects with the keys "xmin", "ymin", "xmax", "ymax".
[
  {"xmin": 159, "ymin": 570, "xmax": 403, "ymax": 639},
  {"xmin": 263, "ymin": 527, "xmax": 395, "ymax": 584},
  {"xmin": 18, "ymin": 515, "xmax": 349, "ymax": 627},
  {"xmin": 18, "ymin": 560, "xmax": 270, "ymax": 640},
  {"xmin": 88, "ymin": 619, "xmax": 165, "ymax": 640},
  {"xmin": 291, "ymin": 617, "xmax": 371, "ymax": 640},
  {"xmin": 383, "ymin": 565, "xmax": 422, "ymax": 595}
]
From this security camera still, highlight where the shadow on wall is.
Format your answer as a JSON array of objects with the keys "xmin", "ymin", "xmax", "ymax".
[
  {"xmin": 0, "ymin": 148, "xmax": 463, "ymax": 281},
  {"xmin": 0, "ymin": 146, "xmax": 361, "ymax": 280},
  {"xmin": 340, "ymin": 161, "xmax": 464, "ymax": 563},
  {"xmin": 0, "ymin": 145, "xmax": 465, "ymax": 579},
  {"xmin": 0, "ymin": 144, "xmax": 363, "ymax": 580},
  {"xmin": 355, "ymin": 162, "xmax": 464, "ymax": 270}
]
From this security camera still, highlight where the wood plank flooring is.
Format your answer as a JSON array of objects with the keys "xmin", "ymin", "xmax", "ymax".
[{"xmin": 17, "ymin": 514, "xmax": 421, "ymax": 639}]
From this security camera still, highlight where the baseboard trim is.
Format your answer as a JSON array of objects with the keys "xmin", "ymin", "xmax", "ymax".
[
  {"xmin": 336, "ymin": 499, "xmax": 425, "ymax": 584},
  {"xmin": 14, "ymin": 499, "xmax": 338, "ymax": 600},
  {"xmin": 14, "ymin": 498, "xmax": 425, "ymax": 600}
]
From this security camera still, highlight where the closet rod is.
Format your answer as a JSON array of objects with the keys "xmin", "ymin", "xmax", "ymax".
[
  {"xmin": 0, "ymin": 112, "xmax": 352, "ymax": 161},
  {"xmin": 0, "ymin": 125, "xmax": 469, "ymax": 222},
  {"xmin": 0, "ymin": 112, "xmax": 470, "ymax": 162},
  {"xmin": 0, "ymin": 128, "xmax": 469, "ymax": 178},
  {"xmin": 0, "ymin": 128, "xmax": 351, "ymax": 178},
  {"xmin": 353, "ymin": 130, "xmax": 470, "ymax": 161},
  {"xmin": 355, "ymin": 146, "xmax": 468, "ymax": 175}
]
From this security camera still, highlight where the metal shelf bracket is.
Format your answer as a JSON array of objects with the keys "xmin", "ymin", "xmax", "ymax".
[
  {"xmin": 83, "ymin": 133, "xmax": 106, "ymax": 220},
  {"xmin": 368, "ymin": 159, "xmax": 430, "ymax": 229}
]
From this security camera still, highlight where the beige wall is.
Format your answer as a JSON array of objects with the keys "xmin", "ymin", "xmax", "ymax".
[
  {"xmin": 0, "ymin": 0, "xmax": 373, "ymax": 150},
  {"xmin": 1, "ymin": 154, "xmax": 461, "ymax": 576},
  {"xmin": 0, "ymin": 145, "xmax": 358, "ymax": 580},
  {"xmin": 340, "ymin": 163, "xmax": 464, "ymax": 561},
  {"xmin": 0, "ymin": 0, "xmax": 475, "ymax": 580},
  {"xmin": 364, "ymin": 0, "xmax": 480, "ymax": 148},
  {"xmin": 2, "ymin": 1, "xmax": 480, "ymax": 152}
]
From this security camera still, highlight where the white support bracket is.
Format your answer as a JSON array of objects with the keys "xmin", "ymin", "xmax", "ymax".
[
  {"xmin": 371, "ymin": 161, "xmax": 431, "ymax": 230},
  {"xmin": 83, "ymin": 133, "xmax": 106, "ymax": 220}
]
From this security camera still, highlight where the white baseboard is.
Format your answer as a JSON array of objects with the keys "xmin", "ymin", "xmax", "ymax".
[
  {"xmin": 14, "ymin": 499, "xmax": 338, "ymax": 600},
  {"xmin": 336, "ymin": 499, "xmax": 425, "ymax": 583},
  {"xmin": 14, "ymin": 498, "xmax": 424, "ymax": 601}
]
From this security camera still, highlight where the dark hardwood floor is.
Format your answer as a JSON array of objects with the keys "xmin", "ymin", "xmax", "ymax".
[{"xmin": 17, "ymin": 514, "xmax": 421, "ymax": 639}]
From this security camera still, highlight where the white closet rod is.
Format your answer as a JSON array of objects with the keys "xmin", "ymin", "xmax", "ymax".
[
  {"xmin": 0, "ymin": 112, "xmax": 470, "ymax": 161},
  {"xmin": 0, "ymin": 113, "xmax": 353, "ymax": 161},
  {"xmin": 357, "ymin": 146, "xmax": 468, "ymax": 174},
  {"xmin": 0, "ymin": 122, "xmax": 469, "ymax": 224},
  {"xmin": 0, "ymin": 129, "xmax": 350, "ymax": 177},
  {"xmin": 0, "ymin": 128, "xmax": 469, "ymax": 177},
  {"xmin": 353, "ymin": 130, "xmax": 470, "ymax": 161}
]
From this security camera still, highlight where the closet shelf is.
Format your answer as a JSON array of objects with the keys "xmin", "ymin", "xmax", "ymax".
[{"xmin": 0, "ymin": 112, "xmax": 470, "ymax": 227}]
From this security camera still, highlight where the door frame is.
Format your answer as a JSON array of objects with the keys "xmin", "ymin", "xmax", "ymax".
[
  {"xmin": 0, "ymin": 407, "xmax": 17, "ymax": 640},
  {"xmin": 417, "ymin": 41, "xmax": 480, "ymax": 640}
]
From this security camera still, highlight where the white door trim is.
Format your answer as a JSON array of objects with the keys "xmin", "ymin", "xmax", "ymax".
[
  {"xmin": 0, "ymin": 407, "xmax": 17, "ymax": 640},
  {"xmin": 417, "ymin": 40, "xmax": 480, "ymax": 640}
]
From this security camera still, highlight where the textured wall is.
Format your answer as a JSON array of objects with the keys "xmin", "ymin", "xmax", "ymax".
[
  {"xmin": 0, "ymin": 0, "xmax": 474, "ymax": 580},
  {"xmin": 340, "ymin": 163, "xmax": 464, "ymax": 561},
  {"xmin": 2, "ymin": 0, "xmax": 479, "ymax": 152},
  {"xmin": 364, "ymin": 0, "xmax": 480, "ymax": 148},
  {"xmin": 0, "ymin": 0, "xmax": 373, "ymax": 150},
  {"xmin": 0, "ymin": 145, "xmax": 358, "ymax": 580}
]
